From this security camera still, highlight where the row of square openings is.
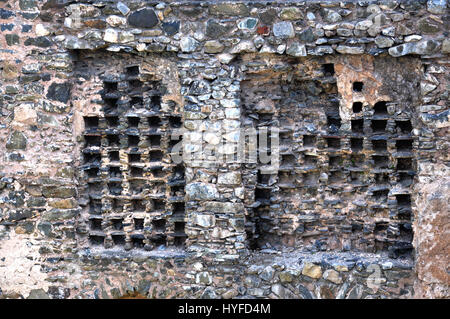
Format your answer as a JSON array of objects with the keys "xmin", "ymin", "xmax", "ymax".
[
  {"xmin": 87, "ymin": 180, "xmax": 185, "ymax": 197},
  {"xmin": 85, "ymin": 164, "xmax": 184, "ymax": 179},
  {"xmin": 89, "ymin": 217, "xmax": 185, "ymax": 233},
  {"xmin": 83, "ymin": 150, "xmax": 166, "ymax": 164},
  {"xmin": 88, "ymin": 198, "xmax": 185, "ymax": 214},
  {"xmin": 299, "ymin": 134, "xmax": 413, "ymax": 152},
  {"xmin": 351, "ymin": 101, "xmax": 388, "ymax": 115},
  {"xmin": 84, "ymin": 116, "xmax": 182, "ymax": 130},
  {"xmin": 83, "ymin": 134, "xmax": 180, "ymax": 150},
  {"xmin": 89, "ymin": 233, "xmax": 186, "ymax": 248},
  {"xmin": 88, "ymin": 218, "xmax": 187, "ymax": 248},
  {"xmin": 257, "ymin": 168, "xmax": 412, "ymax": 188},
  {"xmin": 326, "ymin": 117, "xmax": 413, "ymax": 134}
]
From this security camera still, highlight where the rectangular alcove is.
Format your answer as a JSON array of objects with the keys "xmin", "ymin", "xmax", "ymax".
[
  {"xmin": 241, "ymin": 54, "xmax": 420, "ymax": 259},
  {"xmin": 73, "ymin": 51, "xmax": 186, "ymax": 252}
]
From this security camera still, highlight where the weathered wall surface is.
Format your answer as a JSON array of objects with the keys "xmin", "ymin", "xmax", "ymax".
[{"xmin": 0, "ymin": 0, "xmax": 448, "ymax": 299}]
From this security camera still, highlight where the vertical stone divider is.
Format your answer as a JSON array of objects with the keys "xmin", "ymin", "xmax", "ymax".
[{"xmin": 180, "ymin": 53, "xmax": 247, "ymax": 275}]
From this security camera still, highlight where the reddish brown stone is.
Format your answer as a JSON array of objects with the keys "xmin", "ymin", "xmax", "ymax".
[{"xmin": 257, "ymin": 26, "xmax": 269, "ymax": 35}]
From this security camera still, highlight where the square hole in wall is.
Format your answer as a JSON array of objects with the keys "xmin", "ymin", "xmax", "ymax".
[
  {"xmin": 128, "ymin": 135, "xmax": 140, "ymax": 147},
  {"xmin": 396, "ymin": 139, "xmax": 413, "ymax": 152},
  {"xmin": 131, "ymin": 235, "xmax": 145, "ymax": 248},
  {"xmin": 353, "ymin": 102, "xmax": 363, "ymax": 113},
  {"xmin": 84, "ymin": 116, "xmax": 99, "ymax": 128},
  {"xmin": 109, "ymin": 151, "xmax": 119, "ymax": 162},
  {"xmin": 329, "ymin": 155, "xmax": 342, "ymax": 168},
  {"xmin": 372, "ymin": 139, "xmax": 387, "ymax": 152},
  {"xmin": 108, "ymin": 182, "xmax": 122, "ymax": 195},
  {"xmin": 89, "ymin": 199, "xmax": 102, "ymax": 214},
  {"xmin": 149, "ymin": 150, "xmax": 163, "ymax": 162},
  {"xmin": 112, "ymin": 234, "xmax": 126, "ymax": 246},
  {"xmin": 132, "ymin": 199, "xmax": 146, "ymax": 212},
  {"xmin": 351, "ymin": 138, "xmax": 363, "ymax": 151},
  {"xmin": 84, "ymin": 135, "xmax": 101, "ymax": 147},
  {"xmin": 374, "ymin": 101, "xmax": 388, "ymax": 115},
  {"xmin": 106, "ymin": 116, "xmax": 119, "ymax": 127},
  {"xmin": 303, "ymin": 135, "xmax": 316, "ymax": 147},
  {"xmin": 112, "ymin": 218, "xmax": 123, "ymax": 230},
  {"xmin": 326, "ymin": 137, "xmax": 341, "ymax": 149},
  {"xmin": 89, "ymin": 235, "xmax": 105, "ymax": 246},
  {"xmin": 353, "ymin": 82, "xmax": 363, "ymax": 92},
  {"xmin": 372, "ymin": 155, "xmax": 389, "ymax": 168},
  {"xmin": 107, "ymin": 134, "xmax": 120, "ymax": 147},
  {"xmin": 128, "ymin": 153, "xmax": 141, "ymax": 163},
  {"xmin": 128, "ymin": 117, "xmax": 140, "ymax": 128},
  {"xmin": 152, "ymin": 219, "xmax": 166, "ymax": 232},
  {"xmin": 153, "ymin": 199, "xmax": 166, "ymax": 211},
  {"xmin": 148, "ymin": 116, "xmax": 162, "ymax": 129},
  {"xmin": 323, "ymin": 63, "xmax": 335, "ymax": 76},
  {"xmin": 397, "ymin": 158, "xmax": 413, "ymax": 170},
  {"xmin": 90, "ymin": 218, "xmax": 102, "ymax": 230},
  {"xmin": 108, "ymin": 166, "xmax": 122, "ymax": 178},
  {"xmin": 148, "ymin": 134, "xmax": 161, "ymax": 147},
  {"xmin": 352, "ymin": 119, "xmax": 364, "ymax": 133},
  {"xmin": 371, "ymin": 120, "xmax": 387, "ymax": 133},
  {"xmin": 130, "ymin": 166, "xmax": 144, "ymax": 177},
  {"xmin": 396, "ymin": 120, "xmax": 412, "ymax": 134},
  {"xmin": 134, "ymin": 218, "xmax": 144, "ymax": 230}
]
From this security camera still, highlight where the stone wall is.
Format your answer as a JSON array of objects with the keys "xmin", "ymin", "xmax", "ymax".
[{"xmin": 0, "ymin": 0, "xmax": 448, "ymax": 299}]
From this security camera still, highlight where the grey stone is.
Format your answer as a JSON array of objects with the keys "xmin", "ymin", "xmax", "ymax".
[
  {"xmin": 162, "ymin": 21, "xmax": 180, "ymax": 36},
  {"xmin": 417, "ymin": 17, "xmax": 441, "ymax": 34},
  {"xmin": 180, "ymin": 36, "xmax": 199, "ymax": 53},
  {"xmin": 64, "ymin": 36, "xmax": 94, "ymax": 50},
  {"xmin": 209, "ymin": 3, "xmax": 249, "ymax": 16},
  {"xmin": 128, "ymin": 8, "xmax": 158, "ymax": 28},
  {"xmin": 230, "ymin": 40, "xmax": 257, "ymax": 54},
  {"xmin": 442, "ymin": 39, "xmax": 450, "ymax": 53},
  {"xmin": 259, "ymin": 266, "xmax": 275, "ymax": 281},
  {"xmin": 204, "ymin": 40, "xmax": 224, "ymax": 53},
  {"xmin": 420, "ymin": 110, "xmax": 449, "ymax": 128},
  {"xmin": 259, "ymin": 8, "xmax": 277, "ymax": 24},
  {"xmin": 6, "ymin": 131, "xmax": 27, "ymax": 150},
  {"xmin": 273, "ymin": 21, "xmax": 295, "ymax": 39},
  {"xmin": 280, "ymin": 7, "xmax": 303, "ymax": 20},
  {"xmin": 298, "ymin": 27, "xmax": 315, "ymax": 42},
  {"xmin": 309, "ymin": 46, "xmax": 334, "ymax": 55},
  {"xmin": 337, "ymin": 28, "xmax": 353, "ymax": 37},
  {"xmin": 189, "ymin": 80, "xmax": 211, "ymax": 95},
  {"xmin": 206, "ymin": 19, "xmax": 231, "ymax": 38},
  {"xmin": 20, "ymin": 0, "xmax": 37, "ymax": 11},
  {"xmin": 46, "ymin": 82, "xmax": 72, "ymax": 103},
  {"xmin": 201, "ymin": 287, "xmax": 217, "ymax": 299},
  {"xmin": 427, "ymin": 0, "xmax": 447, "ymax": 14},
  {"xmin": 186, "ymin": 183, "xmax": 219, "ymax": 200},
  {"xmin": 136, "ymin": 279, "xmax": 151, "ymax": 296},
  {"xmin": 27, "ymin": 289, "xmax": 50, "ymax": 299},
  {"xmin": 117, "ymin": 1, "xmax": 130, "ymax": 15},
  {"xmin": 286, "ymin": 42, "xmax": 307, "ymax": 57},
  {"xmin": 336, "ymin": 45, "xmax": 365, "ymax": 54},
  {"xmin": 323, "ymin": 9, "xmax": 342, "ymax": 23},
  {"xmin": 389, "ymin": 40, "xmax": 441, "ymax": 57},
  {"xmin": 375, "ymin": 36, "xmax": 394, "ymax": 48},
  {"xmin": 298, "ymin": 284, "xmax": 313, "ymax": 299}
]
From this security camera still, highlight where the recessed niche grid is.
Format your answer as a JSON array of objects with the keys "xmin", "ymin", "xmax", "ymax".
[
  {"xmin": 78, "ymin": 58, "xmax": 185, "ymax": 251},
  {"xmin": 240, "ymin": 56, "xmax": 418, "ymax": 259}
]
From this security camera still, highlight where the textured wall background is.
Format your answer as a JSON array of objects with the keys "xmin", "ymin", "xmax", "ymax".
[{"xmin": 0, "ymin": 0, "xmax": 448, "ymax": 299}]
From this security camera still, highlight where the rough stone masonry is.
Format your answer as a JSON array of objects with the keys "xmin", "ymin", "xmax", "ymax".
[{"xmin": 0, "ymin": 0, "xmax": 448, "ymax": 299}]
